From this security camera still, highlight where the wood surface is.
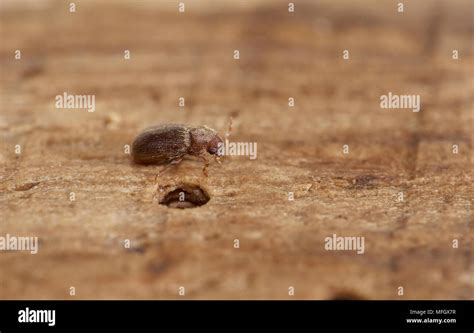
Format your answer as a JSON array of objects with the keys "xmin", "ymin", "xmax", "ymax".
[{"xmin": 0, "ymin": 0, "xmax": 472, "ymax": 299}]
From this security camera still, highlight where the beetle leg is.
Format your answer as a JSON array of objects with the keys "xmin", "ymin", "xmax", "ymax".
[
  {"xmin": 199, "ymin": 154, "xmax": 210, "ymax": 177},
  {"xmin": 215, "ymin": 155, "xmax": 222, "ymax": 164},
  {"xmin": 155, "ymin": 158, "xmax": 182, "ymax": 180},
  {"xmin": 202, "ymin": 160, "xmax": 210, "ymax": 177}
]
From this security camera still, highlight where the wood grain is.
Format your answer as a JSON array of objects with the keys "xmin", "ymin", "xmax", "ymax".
[{"xmin": 0, "ymin": 0, "xmax": 472, "ymax": 299}]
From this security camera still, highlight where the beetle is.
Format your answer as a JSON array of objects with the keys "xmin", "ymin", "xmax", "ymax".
[{"xmin": 131, "ymin": 120, "xmax": 232, "ymax": 176}]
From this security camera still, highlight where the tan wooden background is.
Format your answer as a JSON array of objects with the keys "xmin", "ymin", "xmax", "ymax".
[{"xmin": 0, "ymin": 0, "xmax": 472, "ymax": 299}]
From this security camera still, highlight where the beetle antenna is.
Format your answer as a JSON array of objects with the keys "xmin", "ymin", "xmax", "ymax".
[{"xmin": 225, "ymin": 116, "xmax": 233, "ymax": 140}]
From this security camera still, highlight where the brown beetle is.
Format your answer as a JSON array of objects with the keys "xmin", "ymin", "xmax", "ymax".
[{"xmin": 131, "ymin": 120, "xmax": 232, "ymax": 176}]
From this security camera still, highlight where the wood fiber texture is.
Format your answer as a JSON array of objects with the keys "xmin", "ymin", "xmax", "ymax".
[{"xmin": 0, "ymin": 0, "xmax": 472, "ymax": 299}]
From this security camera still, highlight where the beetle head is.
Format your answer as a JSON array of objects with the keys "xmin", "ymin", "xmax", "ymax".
[{"xmin": 207, "ymin": 133, "xmax": 224, "ymax": 156}]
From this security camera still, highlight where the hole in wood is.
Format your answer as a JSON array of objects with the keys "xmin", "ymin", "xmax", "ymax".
[{"xmin": 158, "ymin": 184, "xmax": 210, "ymax": 209}]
